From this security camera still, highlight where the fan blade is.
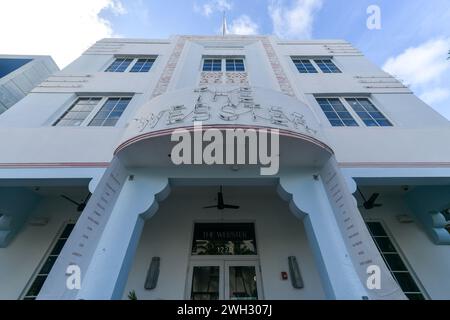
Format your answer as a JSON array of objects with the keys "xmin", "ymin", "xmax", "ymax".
[
  {"xmin": 218, "ymin": 192, "xmax": 224, "ymax": 207},
  {"xmin": 203, "ymin": 205, "xmax": 218, "ymax": 209},
  {"xmin": 61, "ymin": 195, "xmax": 81, "ymax": 206},
  {"xmin": 223, "ymin": 204, "xmax": 240, "ymax": 209},
  {"xmin": 83, "ymin": 193, "xmax": 92, "ymax": 204},
  {"xmin": 367, "ymin": 193, "xmax": 380, "ymax": 204}
]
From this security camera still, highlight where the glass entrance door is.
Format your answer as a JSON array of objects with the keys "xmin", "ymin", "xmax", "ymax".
[
  {"xmin": 189, "ymin": 262, "xmax": 224, "ymax": 300},
  {"xmin": 187, "ymin": 260, "xmax": 262, "ymax": 300},
  {"xmin": 225, "ymin": 261, "xmax": 262, "ymax": 300}
]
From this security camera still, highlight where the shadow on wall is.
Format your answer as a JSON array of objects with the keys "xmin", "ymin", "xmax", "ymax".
[
  {"xmin": 405, "ymin": 186, "xmax": 450, "ymax": 245},
  {"xmin": 0, "ymin": 187, "xmax": 41, "ymax": 247}
]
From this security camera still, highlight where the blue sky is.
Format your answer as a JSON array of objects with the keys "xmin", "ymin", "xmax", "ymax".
[{"xmin": 0, "ymin": 0, "xmax": 449, "ymax": 118}]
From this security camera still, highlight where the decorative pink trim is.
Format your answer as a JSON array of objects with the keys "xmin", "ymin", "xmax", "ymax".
[
  {"xmin": 114, "ymin": 124, "xmax": 334, "ymax": 156},
  {"xmin": 151, "ymin": 37, "xmax": 186, "ymax": 98},
  {"xmin": 338, "ymin": 162, "xmax": 450, "ymax": 168},
  {"xmin": 261, "ymin": 38, "xmax": 295, "ymax": 97},
  {"xmin": 0, "ymin": 162, "xmax": 110, "ymax": 169}
]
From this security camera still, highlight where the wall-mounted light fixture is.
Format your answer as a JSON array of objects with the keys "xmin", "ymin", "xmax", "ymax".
[
  {"xmin": 144, "ymin": 257, "xmax": 160, "ymax": 290},
  {"xmin": 288, "ymin": 256, "xmax": 304, "ymax": 289}
]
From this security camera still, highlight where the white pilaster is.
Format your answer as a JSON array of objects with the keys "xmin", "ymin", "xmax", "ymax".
[
  {"xmin": 76, "ymin": 172, "xmax": 170, "ymax": 300},
  {"xmin": 278, "ymin": 170, "xmax": 367, "ymax": 299}
]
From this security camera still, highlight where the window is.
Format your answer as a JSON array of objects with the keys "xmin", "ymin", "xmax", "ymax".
[
  {"xmin": 130, "ymin": 58, "xmax": 156, "ymax": 73},
  {"xmin": 292, "ymin": 59, "xmax": 318, "ymax": 73},
  {"xmin": 202, "ymin": 58, "xmax": 245, "ymax": 72},
  {"xmin": 366, "ymin": 221, "xmax": 425, "ymax": 300},
  {"xmin": 203, "ymin": 59, "xmax": 222, "ymax": 72},
  {"xmin": 54, "ymin": 97, "xmax": 102, "ymax": 127},
  {"xmin": 54, "ymin": 96, "xmax": 132, "ymax": 127},
  {"xmin": 105, "ymin": 58, "xmax": 133, "ymax": 72},
  {"xmin": 316, "ymin": 97, "xmax": 359, "ymax": 127},
  {"xmin": 225, "ymin": 59, "xmax": 245, "ymax": 72},
  {"xmin": 105, "ymin": 57, "xmax": 156, "ymax": 72},
  {"xmin": 23, "ymin": 223, "xmax": 76, "ymax": 300},
  {"xmin": 314, "ymin": 59, "xmax": 341, "ymax": 73},
  {"xmin": 89, "ymin": 97, "xmax": 132, "ymax": 127},
  {"xmin": 292, "ymin": 57, "xmax": 341, "ymax": 74},
  {"xmin": 346, "ymin": 98, "xmax": 392, "ymax": 127}
]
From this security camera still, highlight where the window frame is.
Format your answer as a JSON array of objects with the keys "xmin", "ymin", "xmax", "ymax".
[
  {"xmin": 21, "ymin": 221, "xmax": 77, "ymax": 300},
  {"xmin": 53, "ymin": 95, "xmax": 133, "ymax": 128},
  {"xmin": 315, "ymin": 96, "xmax": 359, "ymax": 127},
  {"xmin": 313, "ymin": 59, "xmax": 342, "ymax": 73},
  {"xmin": 364, "ymin": 219, "xmax": 428, "ymax": 300},
  {"xmin": 315, "ymin": 96, "xmax": 394, "ymax": 127},
  {"xmin": 345, "ymin": 97, "xmax": 393, "ymax": 127},
  {"xmin": 292, "ymin": 56, "xmax": 342, "ymax": 74},
  {"xmin": 105, "ymin": 56, "xmax": 157, "ymax": 73},
  {"xmin": 201, "ymin": 56, "xmax": 246, "ymax": 73}
]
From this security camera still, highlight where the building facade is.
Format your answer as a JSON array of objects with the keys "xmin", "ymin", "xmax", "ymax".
[
  {"xmin": 0, "ymin": 55, "xmax": 58, "ymax": 113},
  {"xmin": 0, "ymin": 35, "xmax": 449, "ymax": 300}
]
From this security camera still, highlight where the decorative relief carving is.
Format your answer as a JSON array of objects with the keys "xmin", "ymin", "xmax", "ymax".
[
  {"xmin": 199, "ymin": 72, "xmax": 249, "ymax": 85},
  {"xmin": 260, "ymin": 38, "xmax": 295, "ymax": 97},
  {"xmin": 135, "ymin": 86, "xmax": 317, "ymax": 135},
  {"xmin": 151, "ymin": 37, "xmax": 187, "ymax": 98},
  {"xmin": 225, "ymin": 72, "xmax": 249, "ymax": 85},
  {"xmin": 200, "ymin": 72, "xmax": 223, "ymax": 85}
]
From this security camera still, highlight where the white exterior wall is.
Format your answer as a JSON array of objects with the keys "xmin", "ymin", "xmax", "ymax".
[
  {"xmin": 123, "ymin": 187, "xmax": 325, "ymax": 300},
  {"xmin": 360, "ymin": 195, "xmax": 450, "ymax": 300},
  {"xmin": 0, "ymin": 196, "xmax": 80, "ymax": 299},
  {"xmin": 0, "ymin": 36, "xmax": 448, "ymax": 165}
]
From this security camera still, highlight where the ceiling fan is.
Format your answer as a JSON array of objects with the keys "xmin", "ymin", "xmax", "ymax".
[
  {"xmin": 357, "ymin": 188, "xmax": 382, "ymax": 210},
  {"xmin": 61, "ymin": 193, "xmax": 92, "ymax": 212},
  {"xmin": 203, "ymin": 186, "xmax": 240, "ymax": 210}
]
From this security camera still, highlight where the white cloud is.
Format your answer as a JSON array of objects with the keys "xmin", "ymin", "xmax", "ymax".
[
  {"xmin": 383, "ymin": 38, "xmax": 450, "ymax": 118},
  {"xmin": 383, "ymin": 38, "xmax": 450, "ymax": 87},
  {"xmin": 0, "ymin": 0, "xmax": 126, "ymax": 68},
  {"xmin": 229, "ymin": 15, "xmax": 259, "ymax": 35},
  {"xmin": 195, "ymin": 0, "xmax": 232, "ymax": 17},
  {"xmin": 268, "ymin": 0, "xmax": 323, "ymax": 39},
  {"xmin": 420, "ymin": 88, "xmax": 450, "ymax": 105}
]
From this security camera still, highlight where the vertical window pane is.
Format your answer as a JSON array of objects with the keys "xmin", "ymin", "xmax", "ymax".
[
  {"xmin": 105, "ymin": 58, "xmax": 133, "ymax": 72},
  {"xmin": 190, "ymin": 266, "xmax": 220, "ymax": 300},
  {"xmin": 292, "ymin": 59, "xmax": 318, "ymax": 73},
  {"xmin": 228, "ymin": 266, "xmax": 258, "ymax": 300},
  {"xmin": 316, "ymin": 98, "xmax": 358, "ymax": 127},
  {"xmin": 23, "ymin": 223, "xmax": 76, "ymax": 300},
  {"xmin": 346, "ymin": 98, "xmax": 392, "ymax": 127},
  {"xmin": 365, "ymin": 221, "xmax": 425, "ymax": 300},
  {"xmin": 88, "ymin": 97, "xmax": 132, "ymax": 127},
  {"xmin": 130, "ymin": 58, "xmax": 155, "ymax": 73},
  {"xmin": 54, "ymin": 98, "xmax": 101, "ymax": 126},
  {"xmin": 203, "ymin": 59, "xmax": 222, "ymax": 72},
  {"xmin": 226, "ymin": 59, "xmax": 245, "ymax": 72},
  {"xmin": 314, "ymin": 59, "xmax": 341, "ymax": 73}
]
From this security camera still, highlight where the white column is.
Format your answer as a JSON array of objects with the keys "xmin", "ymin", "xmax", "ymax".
[
  {"xmin": 77, "ymin": 172, "xmax": 170, "ymax": 300},
  {"xmin": 279, "ymin": 171, "xmax": 367, "ymax": 299}
]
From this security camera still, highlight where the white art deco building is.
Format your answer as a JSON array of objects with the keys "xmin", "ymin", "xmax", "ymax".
[{"xmin": 0, "ymin": 34, "xmax": 449, "ymax": 301}]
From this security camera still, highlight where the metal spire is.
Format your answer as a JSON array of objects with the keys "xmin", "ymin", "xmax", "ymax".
[{"xmin": 222, "ymin": 11, "xmax": 228, "ymax": 36}]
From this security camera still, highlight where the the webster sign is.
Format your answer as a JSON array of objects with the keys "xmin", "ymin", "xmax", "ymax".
[{"xmin": 133, "ymin": 86, "xmax": 317, "ymax": 134}]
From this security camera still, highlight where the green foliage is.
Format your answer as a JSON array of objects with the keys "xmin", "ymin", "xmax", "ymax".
[{"xmin": 127, "ymin": 290, "xmax": 138, "ymax": 300}]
